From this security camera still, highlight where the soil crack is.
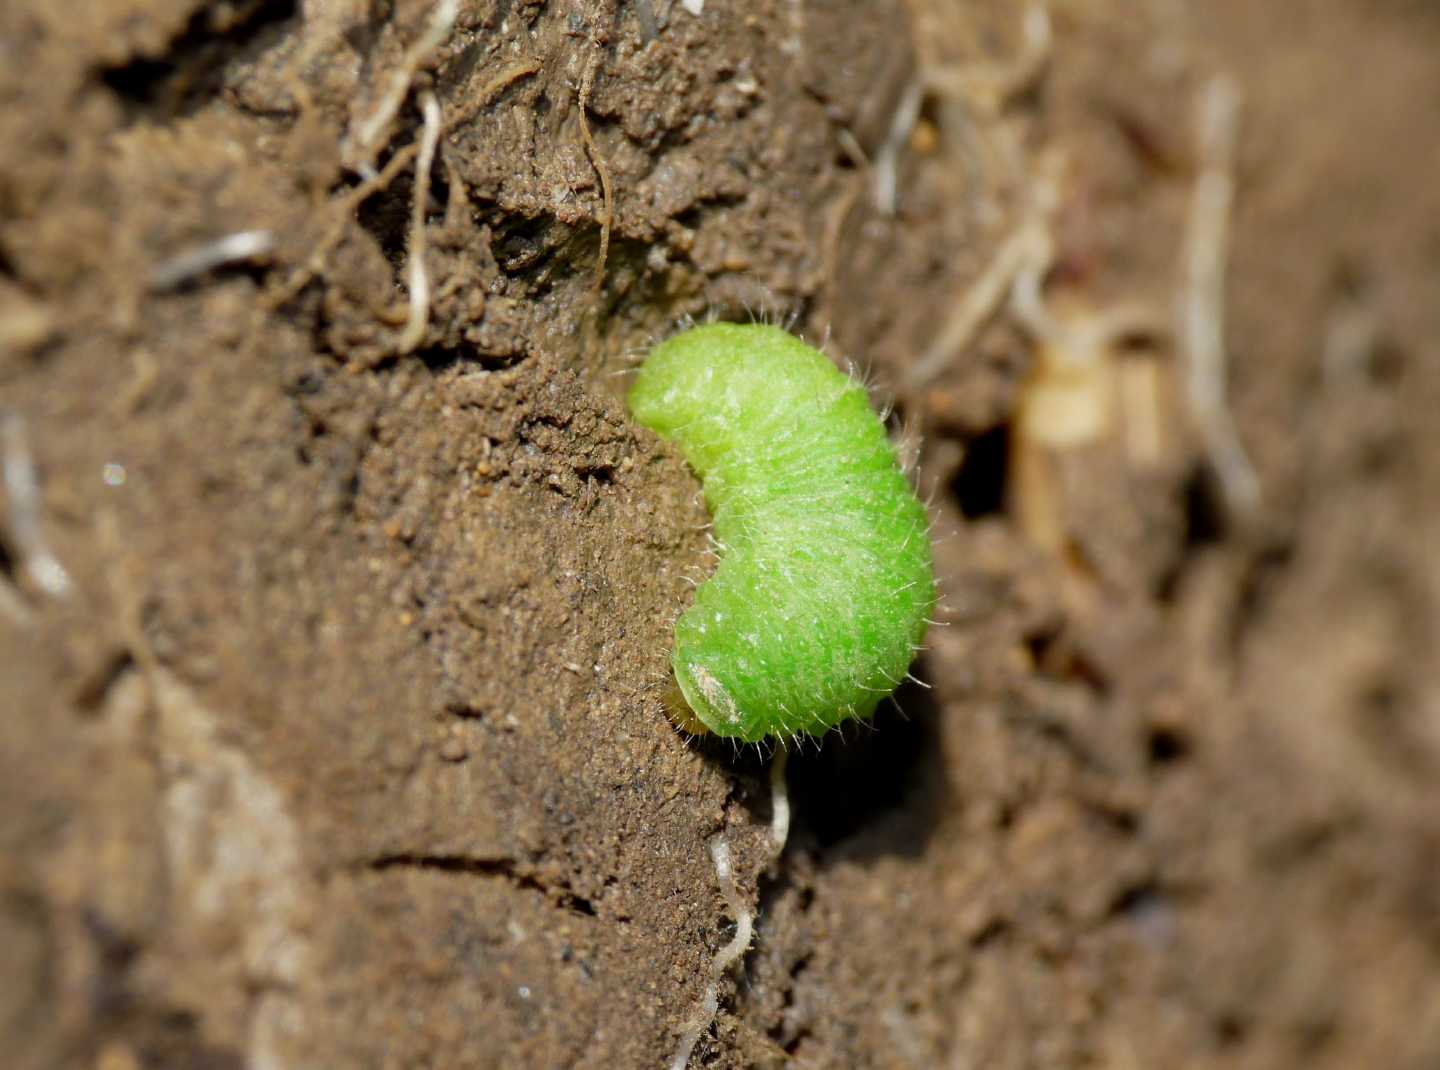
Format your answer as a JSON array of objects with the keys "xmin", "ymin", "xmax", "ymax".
[{"xmin": 365, "ymin": 853, "xmax": 597, "ymax": 918}]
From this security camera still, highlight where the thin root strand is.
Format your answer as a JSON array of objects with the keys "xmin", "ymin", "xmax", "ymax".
[
  {"xmin": 1180, "ymin": 73, "xmax": 1260, "ymax": 518},
  {"xmin": 397, "ymin": 90, "xmax": 443, "ymax": 354},
  {"xmin": 669, "ymin": 745, "xmax": 791, "ymax": 1070},
  {"xmin": 668, "ymin": 835, "xmax": 754, "ymax": 1070},
  {"xmin": 343, "ymin": 0, "xmax": 459, "ymax": 173},
  {"xmin": 1, "ymin": 411, "xmax": 72, "ymax": 600}
]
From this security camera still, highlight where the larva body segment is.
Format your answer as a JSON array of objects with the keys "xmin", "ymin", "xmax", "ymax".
[{"xmin": 629, "ymin": 323, "xmax": 936, "ymax": 742}]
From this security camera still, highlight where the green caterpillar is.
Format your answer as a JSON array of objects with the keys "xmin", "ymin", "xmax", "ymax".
[{"xmin": 629, "ymin": 323, "xmax": 936, "ymax": 742}]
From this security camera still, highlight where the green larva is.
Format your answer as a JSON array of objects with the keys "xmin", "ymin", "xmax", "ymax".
[{"xmin": 629, "ymin": 323, "xmax": 936, "ymax": 742}]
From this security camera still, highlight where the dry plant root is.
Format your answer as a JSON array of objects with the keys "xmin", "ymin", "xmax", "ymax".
[
  {"xmin": 269, "ymin": 43, "xmax": 538, "ymax": 319},
  {"xmin": 905, "ymin": 153, "xmax": 1060, "ymax": 389},
  {"xmin": 667, "ymin": 835, "xmax": 751, "ymax": 1070},
  {"xmin": 397, "ymin": 90, "xmax": 443, "ymax": 354},
  {"xmin": 149, "ymin": 231, "xmax": 276, "ymax": 292},
  {"xmin": 1180, "ymin": 74, "xmax": 1260, "ymax": 517},
  {"xmin": 578, "ymin": 50, "xmax": 615, "ymax": 296},
  {"xmin": 342, "ymin": 0, "xmax": 459, "ymax": 174}
]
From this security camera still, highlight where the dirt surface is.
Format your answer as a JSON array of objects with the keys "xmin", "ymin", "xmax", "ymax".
[{"xmin": 3, "ymin": 1, "xmax": 1439, "ymax": 1067}]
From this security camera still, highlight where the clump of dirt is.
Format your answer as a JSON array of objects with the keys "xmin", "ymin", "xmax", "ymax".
[{"xmin": 2, "ymin": 0, "xmax": 1438, "ymax": 1067}]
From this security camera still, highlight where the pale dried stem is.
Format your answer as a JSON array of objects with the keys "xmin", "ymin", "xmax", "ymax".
[
  {"xmin": 907, "ymin": 168, "xmax": 1057, "ymax": 387},
  {"xmin": 873, "ymin": 80, "xmax": 924, "ymax": 215},
  {"xmin": 1180, "ymin": 74, "xmax": 1260, "ymax": 515},
  {"xmin": 1, "ymin": 411, "xmax": 71, "ymax": 600},
  {"xmin": 343, "ymin": 0, "xmax": 459, "ymax": 173},
  {"xmin": 149, "ymin": 231, "xmax": 276, "ymax": 291},
  {"xmin": 578, "ymin": 51, "xmax": 615, "ymax": 295},
  {"xmin": 923, "ymin": 2, "xmax": 1052, "ymax": 116}
]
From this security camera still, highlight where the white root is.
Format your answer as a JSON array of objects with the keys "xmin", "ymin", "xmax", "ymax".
[
  {"xmin": 397, "ymin": 90, "xmax": 443, "ymax": 354},
  {"xmin": 906, "ymin": 164, "xmax": 1058, "ymax": 388},
  {"xmin": 148, "ymin": 230, "xmax": 276, "ymax": 291},
  {"xmin": 1179, "ymin": 74, "xmax": 1260, "ymax": 516},
  {"xmin": 872, "ymin": 80, "xmax": 924, "ymax": 216},
  {"xmin": 342, "ymin": 0, "xmax": 459, "ymax": 173},
  {"xmin": 669, "ymin": 745, "xmax": 791, "ymax": 1070},
  {"xmin": 769, "ymin": 743, "xmax": 791, "ymax": 853},
  {"xmin": 667, "ymin": 836, "xmax": 753, "ymax": 1070},
  {"xmin": 1, "ymin": 410, "xmax": 72, "ymax": 601}
]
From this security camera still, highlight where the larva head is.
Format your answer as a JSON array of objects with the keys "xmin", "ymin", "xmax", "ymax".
[
  {"xmin": 657, "ymin": 673, "xmax": 710, "ymax": 737},
  {"xmin": 673, "ymin": 659, "xmax": 746, "ymax": 737},
  {"xmin": 630, "ymin": 322, "xmax": 936, "ymax": 742}
]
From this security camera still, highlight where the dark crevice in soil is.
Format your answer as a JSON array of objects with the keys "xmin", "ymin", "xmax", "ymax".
[
  {"xmin": 444, "ymin": 701, "xmax": 486, "ymax": 719},
  {"xmin": 1214, "ymin": 1013, "xmax": 1251, "ymax": 1048},
  {"xmin": 492, "ymin": 214, "xmax": 569, "ymax": 275},
  {"xmin": 1083, "ymin": 796, "xmax": 1140, "ymax": 835},
  {"xmin": 355, "ymin": 177, "xmax": 416, "ymax": 268},
  {"xmin": 952, "ymin": 424, "xmax": 1010, "ymax": 519},
  {"xmin": 1180, "ymin": 465, "xmax": 1227, "ymax": 549},
  {"xmin": 788, "ymin": 667, "xmax": 946, "ymax": 854},
  {"xmin": 367, "ymin": 853, "xmax": 598, "ymax": 918},
  {"xmin": 670, "ymin": 193, "xmax": 750, "ymax": 234},
  {"xmin": 1226, "ymin": 539, "xmax": 1295, "ymax": 654},
  {"xmin": 0, "ymin": 536, "xmax": 18, "ymax": 590},
  {"xmin": 83, "ymin": 908, "xmax": 141, "ymax": 1019},
  {"xmin": 416, "ymin": 344, "xmax": 527, "ymax": 373},
  {"xmin": 82, "ymin": 909, "xmax": 248, "ymax": 1068},
  {"xmin": 1107, "ymin": 880, "xmax": 1163, "ymax": 920},
  {"xmin": 98, "ymin": 0, "xmax": 299, "ymax": 122},
  {"xmin": 1155, "ymin": 464, "xmax": 1231, "ymax": 603},
  {"xmin": 73, "ymin": 650, "xmax": 138, "ymax": 714},
  {"xmin": 1024, "ymin": 625, "xmax": 1111, "ymax": 695},
  {"xmin": 969, "ymin": 916, "xmax": 1011, "ymax": 949},
  {"xmin": 1145, "ymin": 724, "xmax": 1191, "ymax": 767},
  {"xmin": 1353, "ymin": 680, "xmax": 1438, "ymax": 780},
  {"xmin": 286, "ymin": 369, "xmax": 327, "ymax": 397},
  {"xmin": 757, "ymin": 944, "xmax": 815, "ymax": 1052}
]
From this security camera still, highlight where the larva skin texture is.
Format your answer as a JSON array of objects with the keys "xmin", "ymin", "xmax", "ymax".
[{"xmin": 629, "ymin": 323, "xmax": 935, "ymax": 742}]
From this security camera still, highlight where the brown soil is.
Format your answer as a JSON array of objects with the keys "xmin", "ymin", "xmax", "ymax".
[{"xmin": 3, "ymin": 1, "xmax": 1438, "ymax": 1067}]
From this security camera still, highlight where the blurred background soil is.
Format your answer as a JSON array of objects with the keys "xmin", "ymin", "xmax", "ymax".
[{"xmin": 2, "ymin": 0, "xmax": 1438, "ymax": 1067}]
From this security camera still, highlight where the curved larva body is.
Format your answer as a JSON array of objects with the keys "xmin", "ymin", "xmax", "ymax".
[{"xmin": 629, "ymin": 323, "xmax": 935, "ymax": 742}]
